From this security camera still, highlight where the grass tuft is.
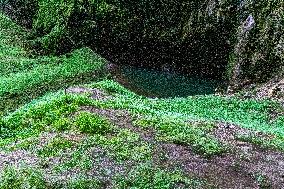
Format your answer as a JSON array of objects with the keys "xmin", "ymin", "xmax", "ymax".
[
  {"xmin": 114, "ymin": 162, "xmax": 206, "ymax": 189},
  {"xmin": 134, "ymin": 117, "xmax": 225, "ymax": 157},
  {"xmin": 236, "ymin": 133, "xmax": 284, "ymax": 152},
  {"xmin": 0, "ymin": 166, "xmax": 47, "ymax": 189},
  {"xmin": 75, "ymin": 112, "xmax": 112, "ymax": 134},
  {"xmin": 37, "ymin": 136, "xmax": 74, "ymax": 158}
]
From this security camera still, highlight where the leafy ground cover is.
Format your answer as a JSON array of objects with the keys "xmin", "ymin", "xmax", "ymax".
[
  {"xmin": 0, "ymin": 13, "xmax": 107, "ymax": 114},
  {"xmin": 1, "ymin": 11, "xmax": 284, "ymax": 188}
]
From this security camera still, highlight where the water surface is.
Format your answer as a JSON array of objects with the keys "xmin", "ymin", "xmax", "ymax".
[{"xmin": 111, "ymin": 64, "xmax": 223, "ymax": 98}]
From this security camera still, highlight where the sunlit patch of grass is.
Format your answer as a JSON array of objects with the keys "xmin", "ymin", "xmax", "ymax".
[
  {"xmin": 74, "ymin": 111, "xmax": 113, "ymax": 134},
  {"xmin": 52, "ymin": 117, "xmax": 73, "ymax": 131},
  {"xmin": 0, "ymin": 166, "xmax": 47, "ymax": 189},
  {"xmin": 134, "ymin": 117, "xmax": 224, "ymax": 157},
  {"xmin": 236, "ymin": 133, "xmax": 284, "ymax": 152},
  {"xmin": 114, "ymin": 162, "xmax": 207, "ymax": 189},
  {"xmin": 14, "ymin": 95, "xmax": 75, "ymax": 125},
  {"xmin": 0, "ymin": 47, "xmax": 107, "ymax": 113},
  {"xmin": 0, "ymin": 90, "xmax": 108, "ymax": 140},
  {"xmin": 85, "ymin": 80, "xmax": 284, "ymax": 138},
  {"xmin": 0, "ymin": 92, "xmax": 80, "ymax": 139},
  {"xmin": 67, "ymin": 176, "xmax": 102, "ymax": 189},
  {"xmin": 37, "ymin": 136, "xmax": 74, "ymax": 158},
  {"xmin": 92, "ymin": 129, "xmax": 153, "ymax": 161},
  {"xmin": 54, "ymin": 129, "xmax": 152, "ymax": 173}
]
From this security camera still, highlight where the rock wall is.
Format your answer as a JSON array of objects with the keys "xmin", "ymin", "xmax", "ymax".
[
  {"xmin": 2, "ymin": 0, "xmax": 283, "ymax": 91},
  {"xmin": 228, "ymin": 0, "xmax": 284, "ymax": 92}
]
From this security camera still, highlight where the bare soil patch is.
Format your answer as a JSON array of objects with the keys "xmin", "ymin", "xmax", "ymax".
[
  {"xmin": 0, "ymin": 149, "xmax": 39, "ymax": 171},
  {"xmin": 154, "ymin": 122, "xmax": 284, "ymax": 188}
]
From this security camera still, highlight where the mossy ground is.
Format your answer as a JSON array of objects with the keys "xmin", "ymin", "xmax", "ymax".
[
  {"xmin": 0, "ymin": 13, "xmax": 107, "ymax": 114},
  {"xmin": 0, "ymin": 11, "xmax": 284, "ymax": 188}
]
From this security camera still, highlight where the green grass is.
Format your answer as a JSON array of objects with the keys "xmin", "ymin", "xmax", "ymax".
[
  {"xmin": 134, "ymin": 117, "xmax": 225, "ymax": 157},
  {"xmin": 0, "ymin": 47, "xmax": 107, "ymax": 113},
  {"xmin": 37, "ymin": 136, "xmax": 74, "ymax": 158},
  {"xmin": 1, "ymin": 10, "xmax": 284, "ymax": 188},
  {"xmin": 2, "ymin": 136, "xmax": 40, "ymax": 152},
  {"xmin": 114, "ymin": 162, "xmax": 206, "ymax": 189},
  {"xmin": 236, "ymin": 133, "xmax": 284, "ymax": 152},
  {"xmin": 87, "ymin": 80, "xmax": 284, "ymax": 151},
  {"xmin": 87, "ymin": 80, "xmax": 284, "ymax": 136},
  {"xmin": 0, "ymin": 166, "xmax": 47, "ymax": 189},
  {"xmin": 3, "ymin": 8, "xmax": 281, "ymax": 146},
  {"xmin": 75, "ymin": 112, "xmax": 112, "ymax": 134},
  {"xmin": 0, "ymin": 92, "xmax": 79, "ymax": 138},
  {"xmin": 66, "ymin": 177, "xmax": 102, "ymax": 189},
  {"xmin": 0, "ymin": 12, "xmax": 107, "ymax": 113},
  {"xmin": 55, "ymin": 129, "xmax": 152, "ymax": 173},
  {"xmin": 91, "ymin": 129, "xmax": 153, "ymax": 161},
  {"xmin": 1, "ymin": 79, "xmax": 283, "ymax": 150},
  {"xmin": 52, "ymin": 117, "xmax": 73, "ymax": 131},
  {"xmin": 0, "ymin": 48, "xmax": 104, "ymax": 97},
  {"xmin": 0, "ymin": 165, "xmax": 102, "ymax": 189},
  {"xmin": 0, "ymin": 13, "xmax": 26, "ymax": 55},
  {"xmin": 0, "ymin": 78, "xmax": 282, "ymax": 159}
]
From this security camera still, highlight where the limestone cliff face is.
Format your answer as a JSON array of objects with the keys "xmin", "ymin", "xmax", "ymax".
[
  {"xmin": 228, "ymin": 0, "xmax": 284, "ymax": 91},
  {"xmin": 3, "ymin": 0, "xmax": 284, "ymax": 91}
]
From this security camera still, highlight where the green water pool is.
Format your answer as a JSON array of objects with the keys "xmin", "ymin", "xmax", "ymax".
[{"xmin": 113, "ymin": 64, "xmax": 224, "ymax": 98}]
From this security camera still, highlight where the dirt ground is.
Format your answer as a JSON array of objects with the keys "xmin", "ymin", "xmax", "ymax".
[
  {"xmin": 1, "ymin": 86, "xmax": 284, "ymax": 188},
  {"xmin": 74, "ymin": 87, "xmax": 284, "ymax": 188}
]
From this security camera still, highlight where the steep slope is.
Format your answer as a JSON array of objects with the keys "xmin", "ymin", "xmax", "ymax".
[
  {"xmin": 228, "ymin": 0, "xmax": 284, "ymax": 91},
  {"xmin": 1, "ymin": 6, "xmax": 284, "ymax": 189},
  {"xmin": 4, "ymin": 0, "xmax": 283, "ymax": 91},
  {"xmin": 0, "ymin": 79, "xmax": 284, "ymax": 188},
  {"xmin": 0, "ymin": 12, "xmax": 107, "ymax": 113}
]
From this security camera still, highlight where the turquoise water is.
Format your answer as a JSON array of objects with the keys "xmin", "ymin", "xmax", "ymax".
[{"xmin": 114, "ymin": 65, "xmax": 223, "ymax": 98}]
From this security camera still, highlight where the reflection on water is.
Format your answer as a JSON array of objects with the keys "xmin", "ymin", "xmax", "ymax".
[{"xmin": 111, "ymin": 64, "xmax": 224, "ymax": 98}]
